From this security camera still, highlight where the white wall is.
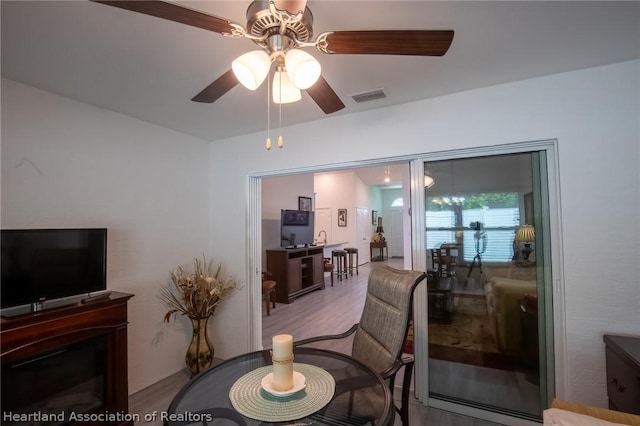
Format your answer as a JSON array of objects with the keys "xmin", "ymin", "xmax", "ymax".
[
  {"xmin": 209, "ymin": 60, "xmax": 640, "ymax": 407},
  {"xmin": 313, "ymin": 171, "xmax": 359, "ymax": 246},
  {"xmin": 261, "ymin": 174, "xmax": 314, "ymax": 266},
  {"xmin": 1, "ymin": 79, "xmax": 211, "ymax": 394},
  {"xmin": 2, "ymin": 59, "xmax": 638, "ymax": 406}
]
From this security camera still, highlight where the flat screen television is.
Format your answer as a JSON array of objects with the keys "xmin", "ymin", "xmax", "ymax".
[
  {"xmin": 280, "ymin": 210, "xmax": 315, "ymax": 248},
  {"xmin": 1, "ymin": 228, "xmax": 107, "ymax": 309}
]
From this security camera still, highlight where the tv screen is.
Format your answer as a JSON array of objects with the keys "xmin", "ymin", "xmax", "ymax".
[
  {"xmin": 1, "ymin": 228, "xmax": 107, "ymax": 309},
  {"xmin": 280, "ymin": 210, "xmax": 315, "ymax": 248}
]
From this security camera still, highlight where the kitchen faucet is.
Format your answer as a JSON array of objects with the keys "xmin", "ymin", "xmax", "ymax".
[{"xmin": 318, "ymin": 230, "xmax": 327, "ymax": 244}]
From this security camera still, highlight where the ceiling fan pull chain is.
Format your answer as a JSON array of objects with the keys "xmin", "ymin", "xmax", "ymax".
[
  {"xmin": 278, "ymin": 72, "xmax": 284, "ymax": 149},
  {"xmin": 266, "ymin": 69, "xmax": 272, "ymax": 150}
]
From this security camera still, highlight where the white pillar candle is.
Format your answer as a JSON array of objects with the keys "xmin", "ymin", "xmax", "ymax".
[{"xmin": 272, "ymin": 334, "xmax": 294, "ymax": 391}]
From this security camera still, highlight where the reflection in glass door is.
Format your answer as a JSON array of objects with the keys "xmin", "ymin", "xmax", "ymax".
[{"xmin": 425, "ymin": 153, "xmax": 551, "ymax": 421}]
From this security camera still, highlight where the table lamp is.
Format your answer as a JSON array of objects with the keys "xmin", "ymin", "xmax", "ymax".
[{"xmin": 515, "ymin": 224, "xmax": 535, "ymax": 260}]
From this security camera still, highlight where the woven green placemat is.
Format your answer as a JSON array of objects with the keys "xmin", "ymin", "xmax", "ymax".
[{"xmin": 229, "ymin": 363, "xmax": 335, "ymax": 422}]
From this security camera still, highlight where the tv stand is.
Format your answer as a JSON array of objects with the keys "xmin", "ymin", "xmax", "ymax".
[
  {"xmin": 266, "ymin": 247, "xmax": 325, "ymax": 304},
  {"xmin": 1, "ymin": 292, "xmax": 134, "ymax": 425},
  {"xmin": 81, "ymin": 291, "xmax": 112, "ymax": 304}
]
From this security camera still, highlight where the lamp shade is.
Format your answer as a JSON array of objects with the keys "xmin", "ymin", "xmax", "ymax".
[
  {"xmin": 273, "ymin": 70, "xmax": 302, "ymax": 104},
  {"xmin": 376, "ymin": 226, "xmax": 385, "ymax": 234},
  {"xmin": 515, "ymin": 224, "xmax": 535, "ymax": 243},
  {"xmin": 232, "ymin": 50, "xmax": 271, "ymax": 90},
  {"xmin": 285, "ymin": 49, "xmax": 321, "ymax": 89}
]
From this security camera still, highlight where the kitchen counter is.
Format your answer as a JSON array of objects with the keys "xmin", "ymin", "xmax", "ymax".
[
  {"xmin": 314, "ymin": 241, "xmax": 348, "ymax": 248},
  {"xmin": 314, "ymin": 242, "xmax": 349, "ymax": 258}
]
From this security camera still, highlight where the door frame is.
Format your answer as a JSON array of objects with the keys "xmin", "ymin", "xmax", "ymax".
[
  {"xmin": 246, "ymin": 140, "xmax": 565, "ymax": 425},
  {"xmin": 410, "ymin": 140, "xmax": 564, "ymax": 425}
]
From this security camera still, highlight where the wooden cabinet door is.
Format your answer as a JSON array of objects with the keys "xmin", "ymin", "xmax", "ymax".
[
  {"xmin": 287, "ymin": 258, "xmax": 302, "ymax": 292},
  {"xmin": 312, "ymin": 254, "xmax": 324, "ymax": 285}
]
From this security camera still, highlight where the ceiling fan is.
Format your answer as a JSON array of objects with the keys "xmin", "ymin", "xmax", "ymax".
[{"xmin": 91, "ymin": 0, "xmax": 454, "ymax": 114}]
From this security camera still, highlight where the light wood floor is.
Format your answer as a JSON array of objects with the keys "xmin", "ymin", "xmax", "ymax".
[{"xmin": 130, "ymin": 258, "xmax": 506, "ymax": 425}]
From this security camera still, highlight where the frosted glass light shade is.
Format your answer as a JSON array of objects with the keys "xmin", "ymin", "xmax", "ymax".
[
  {"xmin": 232, "ymin": 50, "xmax": 271, "ymax": 90},
  {"xmin": 273, "ymin": 71, "xmax": 302, "ymax": 104},
  {"xmin": 424, "ymin": 175, "xmax": 435, "ymax": 188},
  {"xmin": 285, "ymin": 49, "xmax": 321, "ymax": 89}
]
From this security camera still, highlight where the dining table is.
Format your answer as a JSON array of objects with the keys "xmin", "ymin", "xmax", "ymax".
[{"xmin": 165, "ymin": 346, "xmax": 394, "ymax": 425}]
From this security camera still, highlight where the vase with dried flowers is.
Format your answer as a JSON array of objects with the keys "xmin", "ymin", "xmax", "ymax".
[{"xmin": 159, "ymin": 256, "xmax": 237, "ymax": 376}]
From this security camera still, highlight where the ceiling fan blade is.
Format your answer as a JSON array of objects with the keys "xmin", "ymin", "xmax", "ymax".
[
  {"xmin": 306, "ymin": 76, "xmax": 345, "ymax": 114},
  {"xmin": 91, "ymin": 1, "xmax": 238, "ymax": 35},
  {"xmin": 191, "ymin": 70, "xmax": 239, "ymax": 103},
  {"xmin": 320, "ymin": 30, "xmax": 454, "ymax": 56}
]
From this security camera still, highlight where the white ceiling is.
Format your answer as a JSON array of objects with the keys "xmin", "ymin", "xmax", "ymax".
[{"xmin": 2, "ymin": 0, "xmax": 639, "ymax": 147}]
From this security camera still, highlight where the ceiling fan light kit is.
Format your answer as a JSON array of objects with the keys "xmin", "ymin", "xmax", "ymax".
[
  {"xmin": 284, "ymin": 49, "xmax": 321, "ymax": 89},
  {"xmin": 231, "ymin": 50, "xmax": 271, "ymax": 90},
  {"xmin": 273, "ymin": 69, "xmax": 302, "ymax": 104}
]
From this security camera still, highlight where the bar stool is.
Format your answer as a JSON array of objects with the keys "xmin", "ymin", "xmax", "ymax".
[
  {"xmin": 323, "ymin": 258, "xmax": 335, "ymax": 287},
  {"xmin": 331, "ymin": 250, "xmax": 348, "ymax": 281},
  {"xmin": 344, "ymin": 247, "xmax": 359, "ymax": 276}
]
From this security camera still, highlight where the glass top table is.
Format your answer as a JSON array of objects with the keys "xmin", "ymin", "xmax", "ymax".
[{"xmin": 166, "ymin": 347, "xmax": 394, "ymax": 425}]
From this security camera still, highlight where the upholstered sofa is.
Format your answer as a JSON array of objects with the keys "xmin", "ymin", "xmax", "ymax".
[
  {"xmin": 544, "ymin": 399, "xmax": 640, "ymax": 425},
  {"xmin": 482, "ymin": 263, "xmax": 537, "ymax": 354}
]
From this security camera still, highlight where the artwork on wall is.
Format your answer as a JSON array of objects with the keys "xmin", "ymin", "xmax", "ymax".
[
  {"xmin": 298, "ymin": 196, "xmax": 312, "ymax": 211},
  {"xmin": 338, "ymin": 209, "xmax": 347, "ymax": 227},
  {"xmin": 372, "ymin": 210, "xmax": 378, "ymax": 225}
]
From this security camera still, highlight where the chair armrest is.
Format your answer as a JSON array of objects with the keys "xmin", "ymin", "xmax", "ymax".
[
  {"xmin": 380, "ymin": 354, "xmax": 414, "ymax": 380},
  {"xmin": 294, "ymin": 324, "xmax": 359, "ymax": 347}
]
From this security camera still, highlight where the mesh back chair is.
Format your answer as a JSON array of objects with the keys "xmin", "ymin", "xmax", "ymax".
[{"xmin": 295, "ymin": 265, "xmax": 427, "ymax": 425}]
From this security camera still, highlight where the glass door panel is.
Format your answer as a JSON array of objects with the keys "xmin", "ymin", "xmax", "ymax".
[{"xmin": 425, "ymin": 153, "xmax": 551, "ymax": 421}]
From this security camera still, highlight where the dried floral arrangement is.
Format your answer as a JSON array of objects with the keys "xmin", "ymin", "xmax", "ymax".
[{"xmin": 159, "ymin": 256, "xmax": 237, "ymax": 322}]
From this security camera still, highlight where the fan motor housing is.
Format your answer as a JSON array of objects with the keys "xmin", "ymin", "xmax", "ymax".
[{"xmin": 245, "ymin": 0, "xmax": 314, "ymax": 47}]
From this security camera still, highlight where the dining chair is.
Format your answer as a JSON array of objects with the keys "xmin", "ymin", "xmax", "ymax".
[
  {"xmin": 294, "ymin": 265, "xmax": 427, "ymax": 426},
  {"xmin": 261, "ymin": 272, "xmax": 277, "ymax": 316}
]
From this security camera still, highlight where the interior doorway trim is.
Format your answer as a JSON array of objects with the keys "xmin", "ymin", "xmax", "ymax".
[{"xmin": 246, "ymin": 156, "xmax": 417, "ymax": 351}]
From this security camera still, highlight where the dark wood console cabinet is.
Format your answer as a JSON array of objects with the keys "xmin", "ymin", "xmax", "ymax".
[
  {"xmin": 603, "ymin": 334, "xmax": 640, "ymax": 414},
  {"xmin": 1, "ymin": 292, "xmax": 134, "ymax": 425},
  {"xmin": 266, "ymin": 247, "xmax": 325, "ymax": 304}
]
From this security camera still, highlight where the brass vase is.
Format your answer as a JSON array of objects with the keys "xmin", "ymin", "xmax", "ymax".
[{"xmin": 185, "ymin": 317, "xmax": 214, "ymax": 376}]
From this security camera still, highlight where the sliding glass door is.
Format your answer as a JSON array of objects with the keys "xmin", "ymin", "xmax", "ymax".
[{"xmin": 424, "ymin": 152, "xmax": 552, "ymax": 422}]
